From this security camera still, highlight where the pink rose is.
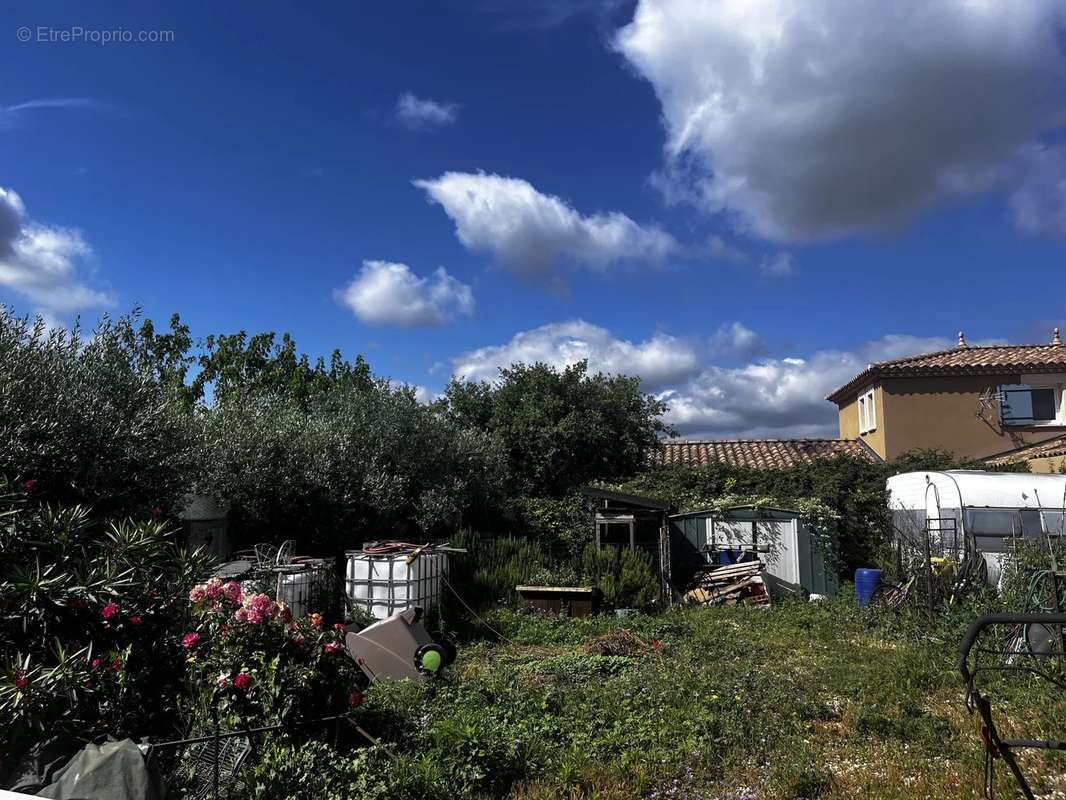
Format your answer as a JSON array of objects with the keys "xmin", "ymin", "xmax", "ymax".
[
  {"xmin": 222, "ymin": 581, "xmax": 241, "ymax": 603},
  {"xmin": 333, "ymin": 623, "xmax": 345, "ymax": 632},
  {"xmin": 188, "ymin": 585, "xmax": 206, "ymax": 604},
  {"xmin": 233, "ymin": 672, "xmax": 253, "ymax": 691},
  {"xmin": 246, "ymin": 609, "xmax": 263, "ymax": 625},
  {"xmin": 234, "ymin": 608, "xmax": 248, "ymax": 623},
  {"xmin": 182, "ymin": 632, "xmax": 202, "ymax": 650},
  {"xmin": 205, "ymin": 578, "xmax": 224, "ymax": 601},
  {"xmin": 324, "ymin": 641, "xmax": 342, "ymax": 654},
  {"xmin": 101, "ymin": 602, "xmax": 121, "ymax": 620}
]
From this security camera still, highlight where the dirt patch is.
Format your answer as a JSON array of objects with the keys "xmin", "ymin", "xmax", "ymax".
[{"xmin": 584, "ymin": 628, "xmax": 650, "ymax": 657}]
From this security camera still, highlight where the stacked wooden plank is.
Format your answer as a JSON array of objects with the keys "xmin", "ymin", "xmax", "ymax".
[{"xmin": 684, "ymin": 560, "xmax": 771, "ymax": 607}]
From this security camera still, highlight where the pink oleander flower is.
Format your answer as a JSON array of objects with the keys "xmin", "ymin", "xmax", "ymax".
[
  {"xmin": 182, "ymin": 632, "xmax": 202, "ymax": 650},
  {"xmin": 91, "ymin": 657, "xmax": 104, "ymax": 670},
  {"xmin": 205, "ymin": 578, "xmax": 224, "ymax": 601},
  {"xmin": 222, "ymin": 581, "xmax": 241, "ymax": 603},
  {"xmin": 324, "ymin": 641, "xmax": 342, "ymax": 654},
  {"xmin": 188, "ymin": 585, "xmax": 207, "ymax": 603},
  {"xmin": 128, "ymin": 615, "xmax": 143, "ymax": 626},
  {"xmin": 233, "ymin": 672, "xmax": 253, "ymax": 691},
  {"xmin": 234, "ymin": 607, "xmax": 248, "ymax": 623},
  {"xmin": 101, "ymin": 602, "xmax": 121, "ymax": 620},
  {"xmin": 14, "ymin": 674, "xmax": 30, "ymax": 691}
]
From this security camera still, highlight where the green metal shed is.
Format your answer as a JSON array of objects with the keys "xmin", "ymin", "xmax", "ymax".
[{"xmin": 670, "ymin": 505, "xmax": 838, "ymax": 598}]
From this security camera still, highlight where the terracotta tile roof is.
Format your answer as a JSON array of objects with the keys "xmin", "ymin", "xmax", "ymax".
[
  {"xmin": 827, "ymin": 341, "xmax": 1066, "ymax": 403},
  {"xmin": 985, "ymin": 434, "xmax": 1066, "ymax": 466},
  {"xmin": 650, "ymin": 438, "xmax": 880, "ymax": 470}
]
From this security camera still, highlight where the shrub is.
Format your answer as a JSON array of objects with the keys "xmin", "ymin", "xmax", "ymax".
[
  {"xmin": 0, "ymin": 479, "xmax": 213, "ymax": 765},
  {"xmin": 580, "ymin": 544, "xmax": 659, "ymax": 609},
  {"xmin": 181, "ymin": 579, "xmax": 363, "ymax": 731},
  {"xmin": 200, "ymin": 385, "xmax": 504, "ymax": 551},
  {"xmin": 0, "ymin": 310, "xmax": 200, "ymax": 518}
]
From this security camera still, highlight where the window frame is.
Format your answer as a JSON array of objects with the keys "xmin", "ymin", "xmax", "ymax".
[
  {"xmin": 858, "ymin": 387, "xmax": 877, "ymax": 434},
  {"xmin": 999, "ymin": 381, "xmax": 1066, "ymax": 428}
]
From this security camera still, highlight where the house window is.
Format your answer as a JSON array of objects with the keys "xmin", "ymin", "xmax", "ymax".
[
  {"xmin": 858, "ymin": 388, "xmax": 877, "ymax": 434},
  {"xmin": 1000, "ymin": 384, "xmax": 1062, "ymax": 426}
]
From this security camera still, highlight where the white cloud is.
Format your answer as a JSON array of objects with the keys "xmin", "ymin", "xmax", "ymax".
[
  {"xmin": 450, "ymin": 317, "xmax": 997, "ymax": 437},
  {"xmin": 759, "ymin": 252, "xmax": 794, "ymax": 278},
  {"xmin": 1010, "ymin": 143, "xmax": 1066, "ymax": 238},
  {"xmin": 394, "ymin": 93, "xmax": 458, "ymax": 130},
  {"xmin": 451, "ymin": 319, "xmax": 700, "ymax": 389},
  {"xmin": 661, "ymin": 334, "xmax": 981, "ymax": 438},
  {"xmin": 0, "ymin": 186, "xmax": 112, "ymax": 316},
  {"xmin": 708, "ymin": 322, "xmax": 767, "ymax": 361},
  {"xmin": 414, "ymin": 171, "xmax": 677, "ymax": 280},
  {"xmin": 615, "ymin": 0, "xmax": 1066, "ymax": 241},
  {"xmin": 336, "ymin": 260, "xmax": 474, "ymax": 327},
  {"xmin": 706, "ymin": 235, "xmax": 750, "ymax": 265},
  {"xmin": 0, "ymin": 97, "xmax": 101, "ymax": 131}
]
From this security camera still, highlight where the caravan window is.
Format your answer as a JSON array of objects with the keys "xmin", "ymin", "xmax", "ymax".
[
  {"xmin": 966, "ymin": 510, "xmax": 1021, "ymax": 537},
  {"xmin": 1041, "ymin": 511, "xmax": 1066, "ymax": 537}
]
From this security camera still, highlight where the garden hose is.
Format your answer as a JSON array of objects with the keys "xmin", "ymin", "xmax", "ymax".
[{"xmin": 1018, "ymin": 569, "xmax": 1066, "ymax": 654}]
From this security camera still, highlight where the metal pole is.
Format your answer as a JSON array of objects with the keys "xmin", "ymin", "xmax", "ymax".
[
  {"xmin": 212, "ymin": 697, "xmax": 220, "ymax": 800},
  {"xmin": 923, "ymin": 523, "xmax": 934, "ymax": 624}
]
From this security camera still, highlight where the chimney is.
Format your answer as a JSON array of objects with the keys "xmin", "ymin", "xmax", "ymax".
[
  {"xmin": 957, "ymin": 331, "xmax": 968, "ymax": 348},
  {"xmin": 1053, "ymin": 327, "xmax": 1063, "ymax": 347}
]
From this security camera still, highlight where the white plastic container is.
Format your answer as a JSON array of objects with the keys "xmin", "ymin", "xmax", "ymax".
[
  {"xmin": 345, "ymin": 551, "xmax": 448, "ymax": 620},
  {"xmin": 276, "ymin": 559, "xmax": 332, "ymax": 619}
]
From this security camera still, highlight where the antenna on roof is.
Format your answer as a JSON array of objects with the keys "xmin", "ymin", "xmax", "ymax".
[
  {"xmin": 1052, "ymin": 327, "xmax": 1062, "ymax": 347},
  {"xmin": 957, "ymin": 330, "xmax": 968, "ymax": 348}
]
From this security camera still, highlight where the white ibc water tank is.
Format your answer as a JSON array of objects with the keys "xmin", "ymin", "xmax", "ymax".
[{"xmin": 345, "ymin": 551, "xmax": 447, "ymax": 620}]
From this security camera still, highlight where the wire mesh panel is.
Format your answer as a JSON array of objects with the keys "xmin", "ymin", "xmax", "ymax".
[
  {"xmin": 345, "ymin": 552, "xmax": 447, "ymax": 620},
  {"xmin": 276, "ymin": 559, "xmax": 334, "ymax": 618}
]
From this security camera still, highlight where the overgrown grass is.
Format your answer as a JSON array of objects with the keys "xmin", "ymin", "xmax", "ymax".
[{"xmin": 239, "ymin": 597, "xmax": 1066, "ymax": 799}]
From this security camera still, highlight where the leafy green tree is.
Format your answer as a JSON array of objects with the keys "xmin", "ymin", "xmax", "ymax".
[
  {"xmin": 0, "ymin": 309, "xmax": 199, "ymax": 517},
  {"xmin": 189, "ymin": 330, "xmax": 373, "ymax": 407},
  {"xmin": 442, "ymin": 361, "xmax": 670, "ymax": 498},
  {"xmin": 200, "ymin": 382, "xmax": 504, "ymax": 551}
]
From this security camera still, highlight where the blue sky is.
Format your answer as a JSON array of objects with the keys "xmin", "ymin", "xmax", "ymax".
[{"xmin": 2, "ymin": 1, "xmax": 1065, "ymax": 437}]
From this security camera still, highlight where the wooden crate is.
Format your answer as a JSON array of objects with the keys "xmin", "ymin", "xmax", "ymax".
[{"xmin": 515, "ymin": 586, "xmax": 602, "ymax": 617}]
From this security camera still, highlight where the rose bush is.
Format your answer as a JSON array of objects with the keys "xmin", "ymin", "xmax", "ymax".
[{"xmin": 181, "ymin": 578, "xmax": 364, "ymax": 731}]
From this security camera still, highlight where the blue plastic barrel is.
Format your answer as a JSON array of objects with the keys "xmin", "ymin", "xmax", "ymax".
[
  {"xmin": 855, "ymin": 568, "xmax": 883, "ymax": 607},
  {"xmin": 719, "ymin": 551, "xmax": 733, "ymax": 565}
]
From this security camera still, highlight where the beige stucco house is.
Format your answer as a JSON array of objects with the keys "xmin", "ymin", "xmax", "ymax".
[{"xmin": 826, "ymin": 330, "xmax": 1066, "ymax": 472}]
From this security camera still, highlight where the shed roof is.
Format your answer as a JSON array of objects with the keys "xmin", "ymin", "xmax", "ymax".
[
  {"xmin": 827, "ymin": 341, "xmax": 1066, "ymax": 403},
  {"xmin": 581, "ymin": 486, "xmax": 672, "ymax": 511},
  {"xmin": 651, "ymin": 438, "xmax": 879, "ymax": 470},
  {"xmin": 985, "ymin": 434, "xmax": 1066, "ymax": 466},
  {"xmin": 670, "ymin": 505, "xmax": 801, "ymax": 520}
]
